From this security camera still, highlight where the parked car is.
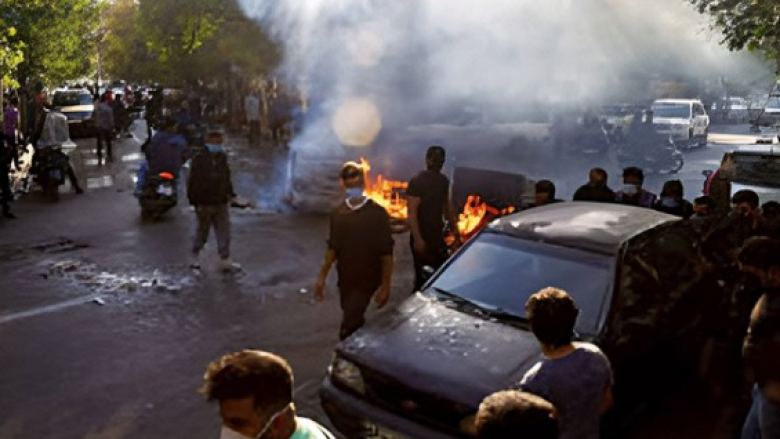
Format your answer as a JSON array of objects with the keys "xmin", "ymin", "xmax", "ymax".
[
  {"xmin": 651, "ymin": 99, "xmax": 710, "ymax": 148},
  {"xmin": 719, "ymin": 146, "xmax": 780, "ymax": 204},
  {"xmin": 51, "ymin": 89, "xmax": 96, "ymax": 137},
  {"xmin": 321, "ymin": 202, "xmax": 720, "ymax": 439}
]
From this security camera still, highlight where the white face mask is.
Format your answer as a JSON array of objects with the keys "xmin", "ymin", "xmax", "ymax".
[{"xmin": 218, "ymin": 405, "xmax": 289, "ymax": 439}]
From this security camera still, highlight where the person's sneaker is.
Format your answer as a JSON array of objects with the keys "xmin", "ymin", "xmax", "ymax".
[
  {"xmin": 189, "ymin": 253, "xmax": 201, "ymax": 270},
  {"xmin": 218, "ymin": 259, "xmax": 242, "ymax": 273},
  {"xmin": 3, "ymin": 212, "xmax": 16, "ymax": 219},
  {"xmin": 75, "ymin": 187, "xmax": 84, "ymax": 194}
]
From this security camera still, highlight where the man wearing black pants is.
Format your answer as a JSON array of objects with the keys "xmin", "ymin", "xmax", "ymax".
[
  {"xmin": 315, "ymin": 161, "xmax": 394, "ymax": 340},
  {"xmin": 407, "ymin": 145, "xmax": 461, "ymax": 292},
  {"xmin": 0, "ymin": 135, "xmax": 15, "ymax": 219},
  {"xmin": 94, "ymin": 93, "xmax": 115, "ymax": 165}
]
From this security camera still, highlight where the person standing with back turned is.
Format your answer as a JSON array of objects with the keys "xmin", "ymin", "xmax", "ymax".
[{"xmin": 407, "ymin": 145, "xmax": 461, "ymax": 293}]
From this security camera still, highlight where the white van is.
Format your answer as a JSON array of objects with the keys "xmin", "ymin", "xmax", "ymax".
[{"xmin": 650, "ymin": 99, "xmax": 710, "ymax": 148}]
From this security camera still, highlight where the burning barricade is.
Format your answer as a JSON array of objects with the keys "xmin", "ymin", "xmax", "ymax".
[{"xmin": 359, "ymin": 159, "xmax": 533, "ymax": 240}]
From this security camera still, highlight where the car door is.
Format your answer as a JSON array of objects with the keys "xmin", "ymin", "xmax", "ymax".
[{"xmin": 692, "ymin": 103, "xmax": 709, "ymax": 136}]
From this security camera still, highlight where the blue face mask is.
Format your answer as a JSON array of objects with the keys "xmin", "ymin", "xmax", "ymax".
[
  {"xmin": 345, "ymin": 187, "xmax": 364, "ymax": 199},
  {"xmin": 622, "ymin": 183, "xmax": 638, "ymax": 196},
  {"xmin": 205, "ymin": 143, "xmax": 222, "ymax": 153},
  {"xmin": 660, "ymin": 197, "xmax": 679, "ymax": 208}
]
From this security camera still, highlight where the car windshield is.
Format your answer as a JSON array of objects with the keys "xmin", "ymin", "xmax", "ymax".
[
  {"xmin": 733, "ymin": 153, "xmax": 780, "ymax": 187},
  {"xmin": 428, "ymin": 232, "xmax": 612, "ymax": 336},
  {"xmin": 652, "ymin": 103, "xmax": 691, "ymax": 119},
  {"xmin": 53, "ymin": 93, "xmax": 92, "ymax": 106}
]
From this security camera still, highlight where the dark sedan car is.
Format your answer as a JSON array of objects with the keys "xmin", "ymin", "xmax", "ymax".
[{"xmin": 321, "ymin": 202, "xmax": 720, "ymax": 439}]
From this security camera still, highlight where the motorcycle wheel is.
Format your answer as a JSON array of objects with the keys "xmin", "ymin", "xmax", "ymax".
[{"xmin": 658, "ymin": 155, "xmax": 685, "ymax": 175}]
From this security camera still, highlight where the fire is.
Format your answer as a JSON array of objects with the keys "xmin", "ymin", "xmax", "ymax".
[
  {"xmin": 457, "ymin": 195, "xmax": 516, "ymax": 239},
  {"xmin": 358, "ymin": 158, "xmax": 515, "ymax": 239},
  {"xmin": 360, "ymin": 158, "xmax": 409, "ymax": 220}
]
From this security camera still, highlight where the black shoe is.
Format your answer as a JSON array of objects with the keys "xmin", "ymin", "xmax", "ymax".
[
  {"xmin": 75, "ymin": 187, "xmax": 84, "ymax": 194},
  {"xmin": 3, "ymin": 212, "xmax": 16, "ymax": 219}
]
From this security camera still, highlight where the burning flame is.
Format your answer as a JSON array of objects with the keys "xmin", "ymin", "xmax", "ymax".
[
  {"xmin": 360, "ymin": 158, "xmax": 409, "ymax": 220},
  {"xmin": 358, "ymin": 158, "xmax": 515, "ymax": 239},
  {"xmin": 457, "ymin": 195, "xmax": 516, "ymax": 238}
]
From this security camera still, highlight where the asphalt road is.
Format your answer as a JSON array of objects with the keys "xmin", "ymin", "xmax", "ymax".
[{"xmin": 0, "ymin": 123, "xmax": 768, "ymax": 438}]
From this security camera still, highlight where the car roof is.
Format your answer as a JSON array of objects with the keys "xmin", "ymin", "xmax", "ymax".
[
  {"xmin": 653, "ymin": 99, "xmax": 701, "ymax": 105},
  {"xmin": 733, "ymin": 145, "xmax": 780, "ymax": 156},
  {"xmin": 486, "ymin": 202, "xmax": 680, "ymax": 255}
]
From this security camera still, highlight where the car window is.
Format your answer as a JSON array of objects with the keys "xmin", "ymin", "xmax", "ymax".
[
  {"xmin": 652, "ymin": 103, "xmax": 691, "ymax": 119},
  {"xmin": 429, "ymin": 232, "xmax": 612, "ymax": 336},
  {"xmin": 732, "ymin": 153, "xmax": 780, "ymax": 187},
  {"xmin": 53, "ymin": 93, "xmax": 91, "ymax": 107},
  {"xmin": 79, "ymin": 95, "xmax": 94, "ymax": 105}
]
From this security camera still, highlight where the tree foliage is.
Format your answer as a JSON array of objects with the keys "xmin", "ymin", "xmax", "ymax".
[
  {"xmin": 690, "ymin": 0, "xmax": 780, "ymax": 70},
  {"xmin": 103, "ymin": 0, "xmax": 280, "ymax": 85},
  {"xmin": 1, "ymin": 0, "xmax": 103, "ymax": 87}
]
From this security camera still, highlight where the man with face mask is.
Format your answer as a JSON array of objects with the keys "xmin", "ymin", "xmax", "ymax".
[
  {"xmin": 315, "ymin": 161, "xmax": 394, "ymax": 340},
  {"xmin": 737, "ymin": 239, "xmax": 780, "ymax": 439},
  {"xmin": 653, "ymin": 180, "xmax": 693, "ymax": 218},
  {"xmin": 188, "ymin": 129, "xmax": 241, "ymax": 273},
  {"xmin": 615, "ymin": 167, "xmax": 657, "ymax": 208},
  {"xmin": 202, "ymin": 350, "xmax": 336, "ymax": 439}
]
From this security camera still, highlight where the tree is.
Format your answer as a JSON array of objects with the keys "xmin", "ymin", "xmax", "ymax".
[
  {"xmin": 690, "ymin": 0, "xmax": 780, "ymax": 72},
  {"xmin": 102, "ymin": 0, "xmax": 279, "ymax": 86}
]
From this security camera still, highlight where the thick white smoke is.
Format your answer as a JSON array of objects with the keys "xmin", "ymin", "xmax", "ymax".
[{"xmin": 239, "ymin": 0, "xmax": 771, "ymax": 206}]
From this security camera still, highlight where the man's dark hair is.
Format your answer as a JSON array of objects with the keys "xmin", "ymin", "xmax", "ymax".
[
  {"xmin": 590, "ymin": 167, "xmax": 607, "ymax": 182},
  {"xmin": 475, "ymin": 390, "xmax": 557, "ymax": 439},
  {"xmin": 660, "ymin": 180, "xmax": 684, "ymax": 198},
  {"xmin": 694, "ymin": 195, "xmax": 714, "ymax": 208},
  {"xmin": 426, "ymin": 145, "xmax": 446, "ymax": 171},
  {"xmin": 738, "ymin": 237, "xmax": 780, "ymax": 271},
  {"xmin": 201, "ymin": 350, "xmax": 293, "ymax": 413},
  {"xmin": 10, "ymin": 97, "xmax": 18, "ymax": 106},
  {"xmin": 535, "ymin": 180, "xmax": 556, "ymax": 198},
  {"xmin": 622, "ymin": 167, "xmax": 644, "ymax": 183},
  {"xmin": 762, "ymin": 201, "xmax": 780, "ymax": 218},
  {"xmin": 732, "ymin": 189, "xmax": 759, "ymax": 209},
  {"xmin": 526, "ymin": 287, "xmax": 579, "ymax": 348},
  {"xmin": 340, "ymin": 161, "xmax": 364, "ymax": 183}
]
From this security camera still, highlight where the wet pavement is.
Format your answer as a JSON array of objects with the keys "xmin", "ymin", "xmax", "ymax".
[{"xmin": 0, "ymin": 123, "xmax": 763, "ymax": 438}]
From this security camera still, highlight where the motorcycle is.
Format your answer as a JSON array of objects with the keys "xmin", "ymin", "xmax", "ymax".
[
  {"xmin": 34, "ymin": 146, "xmax": 72, "ymax": 202},
  {"xmin": 617, "ymin": 137, "xmax": 684, "ymax": 175},
  {"xmin": 139, "ymin": 171, "xmax": 178, "ymax": 220}
]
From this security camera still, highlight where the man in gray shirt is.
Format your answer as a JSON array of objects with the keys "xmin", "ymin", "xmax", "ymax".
[{"xmin": 517, "ymin": 287, "xmax": 613, "ymax": 439}]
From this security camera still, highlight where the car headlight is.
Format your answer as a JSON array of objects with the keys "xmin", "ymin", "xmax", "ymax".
[{"xmin": 330, "ymin": 356, "xmax": 366, "ymax": 396}]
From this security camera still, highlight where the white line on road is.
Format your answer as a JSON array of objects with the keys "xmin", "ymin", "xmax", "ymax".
[{"xmin": 0, "ymin": 295, "xmax": 102, "ymax": 325}]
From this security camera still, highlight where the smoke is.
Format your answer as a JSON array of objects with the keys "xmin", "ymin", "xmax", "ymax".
[{"xmin": 238, "ymin": 0, "xmax": 772, "ymax": 202}]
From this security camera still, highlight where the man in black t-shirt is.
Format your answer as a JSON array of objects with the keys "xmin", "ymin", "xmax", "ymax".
[
  {"xmin": 315, "ymin": 161, "xmax": 395, "ymax": 340},
  {"xmin": 407, "ymin": 146, "xmax": 461, "ymax": 292}
]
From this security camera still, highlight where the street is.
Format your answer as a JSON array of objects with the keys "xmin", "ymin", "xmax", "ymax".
[{"xmin": 0, "ymin": 122, "xmax": 770, "ymax": 439}]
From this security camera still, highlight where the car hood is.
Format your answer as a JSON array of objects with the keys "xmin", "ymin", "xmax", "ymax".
[
  {"xmin": 653, "ymin": 118, "xmax": 690, "ymax": 126},
  {"xmin": 339, "ymin": 294, "xmax": 543, "ymax": 408}
]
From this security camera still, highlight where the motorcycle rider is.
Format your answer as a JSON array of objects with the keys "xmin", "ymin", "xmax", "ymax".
[{"xmin": 137, "ymin": 117, "xmax": 188, "ymax": 194}]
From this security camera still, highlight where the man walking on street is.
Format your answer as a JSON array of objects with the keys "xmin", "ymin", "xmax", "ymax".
[
  {"xmin": 202, "ymin": 350, "xmax": 336, "ymax": 439},
  {"xmin": 94, "ymin": 93, "xmax": 115, "ymax": 165},
  {"xmin": 407, "ymin": 145, "xmax": 460, "ymax": 292},
  {"xmin": 188, "ymin": 129, "xmax": 241, "ymax": 273},
  {"xmin": 2, "ymin": 97, "xmax": 19, "ymax": 219},
  {"xmin": 315, "ymin": 161, "xmax": 394, "ymax": 340}
]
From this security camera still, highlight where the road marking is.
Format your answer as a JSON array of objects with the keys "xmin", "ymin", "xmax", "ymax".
[{"xmin": 0, "ymin": 295, "xmax": 101, "ymax": 325}]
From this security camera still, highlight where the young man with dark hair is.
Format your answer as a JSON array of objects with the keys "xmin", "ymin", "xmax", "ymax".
[
  {"xmin": 475, "ymin": 390, "xmax": 558, "ymax": 439},
  {"xmin": 315, "ymin": 161, "xmax": 394, "ymax": 340},
  {"xmin": 518, "ymin": 288, "xmax": 613, "ymax": 439},
  {"xmin": 737, "ymin": 238, "xmax": 780, "ymax": 439},
  {"xmin": 202, "ymin": 350, "xmax": 335, "ymax": 439},
  {"xmin": 532, "ymin": 180, "xmax": 562, "ymax": 207},
  {"xmin": 653, "ymin": 180, "xmax": 693, "ymax": 219},
  {"xmin": 573, "ymin": 168, "xmax": 615, "ymax": 203},
  {"xmin": 188, "ymin": 130, "xmax": 241, "ymax": 273},
  {"xmin": 615, "ymin": 167, "xmax": 657, "ymax": 208},
  {"xmin": 407, "ymin": 145, "xmax": 460, "ymax": 292}
]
